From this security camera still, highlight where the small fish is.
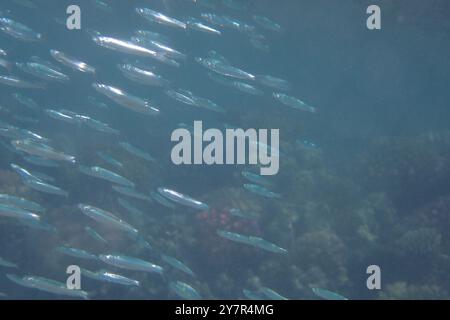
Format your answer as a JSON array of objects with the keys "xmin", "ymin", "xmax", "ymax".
[
  {"xmin": 312, "ymin": 288, "xmax": 348, "ymax": 300},
  {"xmin": 10, "ymin": 163, "xmax": 39, "ymax": 182},
  {"xmin": 92, "ymin": 35, "xmax": 160, "ymax": 60},
  {"xmin": 0, "ymin": 74, "xmax": 46, "ymax": 89},
  {"xmin": 162, "ymin": 255, "xmax": 195, "ymax": 277},
  {"xmin": 79, "ymin": 166, "xmax": 135, "ymax": 188},
  {"xmin": 131, "ymin": 38, "xmax": 186, "ymax": 61},
  {"xmin": 136, "ymin": 8, "xmax": 186, "ymax": 30},
  {"xmin": 0, "ymin": 203, "xmax": 40, "ymax": 223},
  {"xmin": 217, "ymin": 230, "xmax": 287, "ymax": 254},
  {"xmin": 7, "ymin": 274, "xmax": 89, "ymax": 299},
  {"xmin": 166, "ymin": 89, "xmax": 197, "ymax": 106},
  {"xmin": 11, "ymin": 139, "xmax": 76, "ymax": 163},
  {"xmin": 50, "ymin": 49, "xmax": 96, "ymax": 74},
  {"xmin": 23, "ymin": 178, "xmax": 69, "ymax": 197},
  {"xmin": 157, "ymin": 187, "xmax": 209, "ymax": 211},
  {"xmin": 0, "ymin": 194, "xmax": 45, "ymax": 212},
  {"xmin": 0, "ymin": 257, "xmax": 18, "ymax": 268},
  {"xmin": 1, "ymin": 126, "xmax": 49, "ymax": 142},
  {"xmin": 92, "ymin": 83, "xmax": 160, "ymax": 116},
  {"xmin": 16, "ymin": 62, "xmax": 70, "ymax": 83},
  {"xmin": 186, "ymin": 18, "xmax": 221, "ymax": 36},
  {"xmin": 169, "ymin": 281, "xmax": 201, "ymax": 300},
  {"xmin": 273, "ymin": 93, "xmax": 316, "ymax": 113},
  {"xmin": 45, "ymin": 109, "xmax": 80, "ymax": 125},
  {"xmin": 99, "ymin": 254, "xmax": 164, "ymax": 274},
  {"xmin": 95, "ymin": 270, "xmax": 140, "ymax": 287},
  {"xmin": 118, "ymin": 64, "xmax": 170, "ymax": 87},
  {"xmin": 134, "ymin": 30, "xmax": 172, "ymax": 45},
  {"xmin": 112, "ymin": 186, "xmax": 153, "ymax": 203},
  {"xmin": 0, "ymin": 17, "xmax": 42, "ymax": 41},
  {"xmin": 78, "ymin": 204, "xmax": 138, "ymax": 235},
  {"xmin": 55, "ymin": 246, "xmax": 99, "ymax": 261},
  {"xmin": 196, "ymin": 57, "xmax": 255, "ymax": 81},
  {"xmin": 231, "ymin": 81, "xmax": 264, "ymax": 96}
]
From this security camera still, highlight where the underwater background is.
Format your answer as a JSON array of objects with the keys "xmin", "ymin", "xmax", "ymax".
[{"xmin": 1, "ymin": 0, "xmax": 450, "ymax": 300}]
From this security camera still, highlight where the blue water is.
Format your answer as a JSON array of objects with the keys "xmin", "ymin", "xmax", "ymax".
[{"xmin": 1, "ymin": 0, "xmax": 450, "ymax": 300}]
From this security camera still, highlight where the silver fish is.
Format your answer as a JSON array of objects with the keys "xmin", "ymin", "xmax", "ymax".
[
  {"xmin": 0, "ymin": 203, "xmax": 41, "ymax": 223},
  {"xmin": 217, "ymin": 230, "xmax": 287, "ymax": 254},
  {"xmin": 16, "ymin": 62, "xmax": 70, "ymax": 83},
  {"xmin": 99, "ymin": 254, "xmax": 164, "ymax": 274},
  {"xmin": 78, "ymin": 204, "xmax": 138, "ymax": 235},
  {"xmin": 273, "ymin": 93, "xmax": 316, "ymax": 113},
  {"xmin": 169, "ymin": 281, "xmax": 201, "ymax": 300},
  {"xmin": 136, "ymin": 8, "xmax": 186, "ymax": 30},
  {"xmin": 45, "ymin": 109, "xmax": 80, "ymax": 125},
  {"xmin": 118, "ymin": 64, "xmax": 169, "ymax": 87},
  {"xmin": 0, "ymin": 194, "xmax": 45, "ymax": 212},
  {"xmin": 79, "ymin": 166, "xmax": 135, "ymax": 188},
  {"xmin": 162, "ymin": 255, "xmax": 195, "ymax": 277},
  {"xmin": 312, "ymin": 288, "xmax": 348, "ymax": 300},
  {"xmin": 112, "ymin": 186, "xmax": 153, "ymax": 203},
  {"xmin": 92, "ymin": 35, "xmax": 160, "ymax": 59},
  {"xmin": 195, "ymin": 57, "xmax": 255, "ymax": 81},
  {"xmin": 92, "ymin": 83, "xmax": 160, "ymax": 115},
  {"xmin": 157, "ymin": 187, "xmax": 209, "ymax": 211},
  {"xmin": 23, "ymin": 178, "xmax": 69, "ymax": 197},
  {"xmin": 0, "ymin": 17, "xmax": 42, "ymax": 41},
  {"xmin": 55, "ymin": 246, "xmax": 99, "ymax": 261},
  {"xmin": 7, "ymin": 274, "xmax": 89, "ymax": 299},
  {"xmin": 0, "ymin": 257, "xmax": 18, "ymax": 268},
  {"xmin": 0, "ymin": 74, "xmax": 46, "ymax": 89},
  {"xmin": 186, "ymin": 18, "xmax": 222, "ymax": 36},
  {"xmin": 95, "ymin": 270, "xmax": 140, "ymax": 287},
  {"xmin": 11, "ymin": 139, "xmax": 76, "ymax": 163},
  {"xmin": 232, "ymin": 81, "xmax": 264, "ymax": 96},
  {"xmin": 50, "ymin": 49, "xmax": 96, "ymax": 74}
]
